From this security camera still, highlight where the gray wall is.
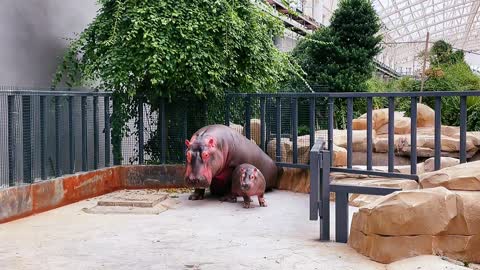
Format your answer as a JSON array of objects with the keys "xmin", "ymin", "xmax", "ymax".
[{"xmin": 0, "ymin": 0, "xmax": 97, "ymax": 87}]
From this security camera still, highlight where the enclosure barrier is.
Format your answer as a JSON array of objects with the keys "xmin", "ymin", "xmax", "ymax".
[{"xmin": 226, "ymin": 91, "xmax": 480, "ymax": 242}]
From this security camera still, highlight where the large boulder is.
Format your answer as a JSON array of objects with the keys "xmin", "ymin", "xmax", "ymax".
[
  {"xmin": 423, "ymin": 157, "xmax": 460, "ymax": 172},
  {"xmin": 349, "ymin": 188, "xmax": 480, "ymax": 264},
  {"xmin": 358, "ymin": 109, "xmax": 405, "ymax": 130},
  {"xmin": 445, "ymin": 191, "xmax": 480, "ymax": 235},
  {"xmin": 333, "ymin": 129, "xmax": 377, "ymax": 152},
  {"xmin": 353, "ymin": 187, "xmax": 457, "ymax": 236},
  {"xmin": 420, "ymin": 161, "xmax": 480, "ymax": 191},
  {"xmin": 433, "ymin": 235, "xmax": 480, "ymax": 263},
  {"xmin": 417, "ymin": 103, "xmax": 435, "ymax": 127},
  {"xmin": 376, "ymin": 117, "xmax": 411, "ymax": 135}
]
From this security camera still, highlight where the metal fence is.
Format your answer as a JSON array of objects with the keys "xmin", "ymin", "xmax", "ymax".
[
  {"xmin": 305, "ymin": 90, "xmax": 480, "ymax": 243},
  {"xmin": 0, "ymin": 89, "xmax": 112, "ymax": 189},
  {"xmin": 0, "ymin": 88, "xmax": 223, "ymax": 189}
]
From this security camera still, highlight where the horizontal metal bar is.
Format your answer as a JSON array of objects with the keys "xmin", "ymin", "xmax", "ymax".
[
  {"xmin": 331, "ymin": 167, "xmax": 419, "ymax": 181},
  {"xmin": 0, "ymin": 90, "xmax": 111, "ymax": 97},
  {"xmin": 276, "ymin": 162, "xmax": 309, "ymax": 169},
  {"xmin": 330, "ymin": 184, "xmax": 400, "ymax": 196},
  {"xmin": 226, "ymin": 90, "xmax": 480, "ymax": 98}
]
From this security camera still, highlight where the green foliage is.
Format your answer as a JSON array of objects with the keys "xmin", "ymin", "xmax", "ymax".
[
  {"xmin": 292, "ymin": 0, "xmax": 382, "ymax": 92},
  {"xmin": 430, "ymin": 40, "xmax": 465, "ymax": 67},
  {"xmin": 53, "ymin": 0, "xmax": 298, "ymax": 162}
]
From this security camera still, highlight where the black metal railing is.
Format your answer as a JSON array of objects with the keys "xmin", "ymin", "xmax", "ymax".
[
  {"xmin": 226, "ymin": 91, "xmax": 480, "ymax": 172},
  {"xmin": 0, "ymin": 88, "xmax": 208, "ymax": 189},
  {"xmin": 0, "ymin": 89, "xmax": 112, "ymax": 188}
]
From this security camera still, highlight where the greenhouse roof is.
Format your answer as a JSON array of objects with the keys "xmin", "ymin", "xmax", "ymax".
[{"xmin": 373, "ymin": 0, "xmax": 480, "ymax": 68}]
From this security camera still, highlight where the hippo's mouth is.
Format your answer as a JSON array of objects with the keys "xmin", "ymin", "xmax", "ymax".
[{"xmin": 185, "ymin": 177, "xmax": 210, "ymax": 188}]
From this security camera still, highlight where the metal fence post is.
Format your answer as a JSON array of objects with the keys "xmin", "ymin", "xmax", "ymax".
[
  {"xmin": 260, "ymin": 97, "xmax": 266, "ymax": 152},
  {"xmin": 23, "ymin": 96, "xmax": 33, "ymax": 183},
  {"xmin": 68, "ymin": 97, "xmax": 75, "ymax": 174},
  {"xmin": 245, "ymin": 96, "xmax": 251, "ymax": 140},
  {"xmin": 93, "ymin": 96, "xmax": 99, "ymax": 169},
  {"xmin": 8, "ymin": 95, "xmax": 16, "ymax": 186},
  {"xmin": 327, "ymin": 98, "xmax": 334, "ymax": 164},
  {"xmin": 81, "ymin": 96, "xmax": 88, "ymax": 171},
  {"xmin": 160, "ymin": 98, "xmax": 166, "ymax": 164},
  {"xmin": 138, "ymin": 98, "xmax": 144, "ymax": 165},
  {"xmin": 388, "ymin": 97, "xmax": 395, "ymax": 172},
  {"xmin": 224, "ymin": 94, "xmax": 230, "ymax": 126},
  {"xmin": 40, "ymin": 96, "xmax": 47, "ymax": 179},
  {"xmin": 434, "ymin": 96, "xmax": 442, "ymax": 170},
  {"xmin": 410, "ymin": 97, "xmax": 418, "ymax": 175},
  {"xmin": 346, "ymin": 98, "xmax": 353, "ymax": 168},
  {"xmin": 309, "ymin": 98, "xmax": 316, "ymax": 150},
  {"xmin": 54, "ymin": 96, "xmax": 61, "ymax": 177},
  {"xmin": 104, "ymin": 96, "xmax": 111, "ymax": 167},
  {"xmin": 460, "ymin": 96, "xmax": 467, "ymax": 163},
  {"xmin": 367, "ymin": 98, "xmax": 373, "ymax": 170},
  {"xmin": 292, "ymin": 98, "xmax": 298, "ymax": 164},
  {"xmin": 320, "ymin": 149, "xmax": 331, "ymax": 241},
  {"xmin": 275, "ymin": 97, "xmax": 281, "ymax": 162}
]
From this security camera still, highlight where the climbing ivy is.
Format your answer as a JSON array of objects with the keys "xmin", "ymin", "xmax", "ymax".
[{"xmin": 52, "ymin": 0, "xmax": 301, "ymax": 162}]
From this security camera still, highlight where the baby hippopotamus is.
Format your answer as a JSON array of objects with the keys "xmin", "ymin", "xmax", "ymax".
[{"xmin": 231, "ymin": 163, "xmax": 267, "ymax": 208}]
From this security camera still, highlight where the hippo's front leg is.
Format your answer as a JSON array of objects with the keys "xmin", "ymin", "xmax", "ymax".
[{"xmin": 188, "ymin": 188, "xmax": 206, "ymax": 200}]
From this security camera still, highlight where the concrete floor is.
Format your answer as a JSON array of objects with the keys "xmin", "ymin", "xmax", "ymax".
[{"xmin": 0, "ymin": 190, "xmax": 383, "ymax": 270}]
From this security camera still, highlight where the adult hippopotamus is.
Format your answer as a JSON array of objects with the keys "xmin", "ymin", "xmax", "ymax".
[{"xmin": 184, "ymin": 124, "xmax": 278, "ymax": 200}]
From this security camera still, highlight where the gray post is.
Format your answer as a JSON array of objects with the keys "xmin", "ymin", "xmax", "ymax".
[
  {"xmin": 40, "ymin": 96, "xmax": 47, "ymax": 179},
  {"xmin": 104, "ymin": 97, "xmax": 111, "ymax": 167},
  {"xmin": 23, "ymin": 96, "xmax": 33, "ymax": 183},
  {"xmin": 68, "ymin": 97, "xmax": 75, "ymax": 174},
  {"xmin": 160, "ymin": 98, "xmax": 166, "ymax": 164},
  {"xmin": 320, "ymin": 149, "xmax": 331, "ymax": 241},
  {"xmin": 93, "ymin": 96, "xmax": 99, "ymax": 169},
  {"xmin": 138, "ymin": 98, "xmax": 144, "ymax": 164},
  {"xmin": 260, "ymin": 97, "xmax": 266, "ymax": 152},
  {"xmin": 55, "ymin": 96, "xmax": 61, "ymax": 177},
  {"xmin": 81, "ymin": 96, "xmax": 88, "ymax": 171},
  {"xmin": 8, "ymin": 95, "xmax": 16, "ymax": 186}
]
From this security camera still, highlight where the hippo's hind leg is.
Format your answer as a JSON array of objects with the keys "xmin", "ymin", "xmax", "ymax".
[
  {"xmin": 188, "ymin": 188, "xmax": 205, "ymax": 200},
  {"xmin": 258, "ymin": 194, "xmax": 267, "ymax": 207},
  {"xmin": 243, "ymin": 196, "xmax": 252, "ymax": 208}
]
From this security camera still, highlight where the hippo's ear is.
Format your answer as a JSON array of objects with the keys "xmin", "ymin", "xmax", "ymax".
[
  {"xmin": 185, "ymin": 139, "xmax": 191, "ymax": 148},
  {"xmin": 208, "ymin": 138, "xmax": 216, "ymax": 148},
  {"xmin": 253, "ymin": 168, "xmax": 257, "ymax": 177}
]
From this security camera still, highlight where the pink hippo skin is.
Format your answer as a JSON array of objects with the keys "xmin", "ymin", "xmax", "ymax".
[
  {"xmin": 184, "ymin": 124, "xmax": 278, "ymax": 201},
  {"xmin": 231, "ymin": 164, "xmax": 267, "ymax": 208}
]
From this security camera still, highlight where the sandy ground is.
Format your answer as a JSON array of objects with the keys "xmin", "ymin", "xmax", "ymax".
[{"xmin": 0, "ymin": 190, "xmax": 388, "ymax": 270}]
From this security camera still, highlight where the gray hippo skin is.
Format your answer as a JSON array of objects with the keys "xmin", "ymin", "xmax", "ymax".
[
  {"xmin": 184, "ymin": 124, "xmax": 278, "ymax": 200},
  {"xmin": 231, "ymin": 163, "xmax": 267, "ymax": 208}
]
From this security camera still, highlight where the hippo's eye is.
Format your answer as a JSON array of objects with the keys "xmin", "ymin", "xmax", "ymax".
[{"xmin": 201, "ymin": 151, "xmax": 209, "ymax": 160}]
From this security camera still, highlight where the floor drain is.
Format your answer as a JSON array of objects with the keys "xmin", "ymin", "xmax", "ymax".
[{"xmin": 83, "ymin": 189, "xmax": 179, "ymax": 215}]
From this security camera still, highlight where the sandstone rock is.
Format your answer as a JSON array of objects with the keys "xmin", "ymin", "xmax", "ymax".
[
  {"xmin": 374, "ymin": 134, "xmax": 408, "ymax": 153},
  {"xmin": 395, "ymin": 135, "xmax": 477, "ymax": 153},
  {"xmin": 247, "ymin": 119, "xmax": 262, "ymax": 146},
  {"xmin": 445, "ymin": 191, "xmax": 480, "ymax": 235},
  {"xmin": 332, "ymin": 144, "xmax": 347, "ymax": 167},
  {"xmin": 420, "ymin": 161, "xmax": 480, "ymax": 191},
  {"xmin": 350, "ymin": 194, "xmax": 382, "ymax": 207},
  {"xmin": 376, "ymin": 117, "xmax": 411, "ymax": 135},
  {"xmin": 359, "ymin": 109, "xmax": 405, "ymax": 130},
  {"xmin": 352, "ymin": 118, "xmax": 371, "ymax": 130},
  {"xmin": 417, "ymin": 103, "xmax": 435, "ymax": 127},
  {"xmin": 276, "ymin": 168, "xmax": 309, "ymax": 193},
  {"xmin": 349, "ymin": 227, "xmax": 434, "ymax": 264},
  {"xmin": 433, "ymin": 235, "xmax": 480, "ymax": 264},
  {"xmin": 266, "ymin": 138, "xmax": 291, "ymax": 163},
  {"xmin": 333, "ymin": 129, "xmax": 377, "ymax": 152},
  {"xmin": 354, "ymin": 187, "xmax": 457, "ymax": 236},
  {"xmin": 424, "ymin": 157, "xmax": 460, "ymax": 172}
]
